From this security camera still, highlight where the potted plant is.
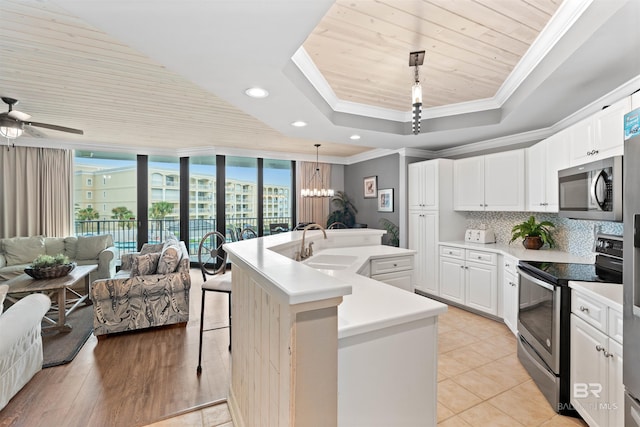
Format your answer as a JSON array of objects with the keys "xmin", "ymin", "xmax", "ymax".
[
  {"xmin": 25, "ymin": 253, "xmax": 75, "ymax": 279},
  {"xmin": 509, "ymin": 216, "xmax": 556, "ymax": 250},
  {"xmin": 378, "ymin": 218, "xmax": 399, "ymax": 247},
  {"xmin": 326, "ymin": 191, "xmax": 358, "ymax": 228}
]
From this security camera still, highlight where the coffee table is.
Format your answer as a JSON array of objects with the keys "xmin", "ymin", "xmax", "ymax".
[{"xmin": 5, "ymin": 264, "xmax": 97, "ymax": 332}]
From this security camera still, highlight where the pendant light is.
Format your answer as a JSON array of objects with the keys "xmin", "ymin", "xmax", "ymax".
[
  {"xmin": 301, "ymin": 144, "xmax": 334, "ymax": 198},
  {"xmin": 409, "ymin": 50, "xmax": 425, "ymax": 135}
]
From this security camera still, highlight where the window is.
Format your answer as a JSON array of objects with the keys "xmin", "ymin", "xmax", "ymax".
[
  {"xmin": 149, "ymin": 156, "xmax": 180, "ymax": 243},
  {"xmin": 226, "ymin": 156, "xmax": 257, "ymax": 240},
  {"xmin": 264, "ymin": 159, "xmax": 292, "ymax": 233},
  {"xmin": 74, "ymin": 150, "xmax": 137, "ymax": 253},
  {"xmin": 189, "ymin": 156, "xmax": 216, "ymax": 257}
]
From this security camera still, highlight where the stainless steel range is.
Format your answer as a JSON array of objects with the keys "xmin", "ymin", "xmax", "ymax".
[{"xmin": 517, "ymin": 234, "xmax": 623, "ymax": 415}]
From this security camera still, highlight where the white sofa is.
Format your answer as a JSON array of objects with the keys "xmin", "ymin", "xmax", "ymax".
[
  {"xmin": 0, "ymin": 235, "xmax": 118, "ymax": 283},
  {"xmin": 0, "ymin": 288, "xmax": 51, "ymax": 411}
]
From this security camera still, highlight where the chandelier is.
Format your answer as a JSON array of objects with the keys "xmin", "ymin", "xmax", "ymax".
[
  {"xmin": 409, "ymin": 50, "xmax": 425, "ymax": 135},
  {"xmin": 301, "ymin": 144, "xmax": 334, "ymax": 198}
]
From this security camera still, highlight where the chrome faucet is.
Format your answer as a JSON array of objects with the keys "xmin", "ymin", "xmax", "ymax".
[{"xmin": 296, "ymin": 223, "xmax": 327, "ymax": 261}]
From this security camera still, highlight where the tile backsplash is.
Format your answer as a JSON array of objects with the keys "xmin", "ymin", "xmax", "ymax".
[{"xmin": 465, "ymin": 211, "xmax": 623, "ymax": 257}]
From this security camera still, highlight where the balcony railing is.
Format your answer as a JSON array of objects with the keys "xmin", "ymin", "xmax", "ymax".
[{"xmin": 74, "ymin": 216, "xmax": 292, "ymax": 259}]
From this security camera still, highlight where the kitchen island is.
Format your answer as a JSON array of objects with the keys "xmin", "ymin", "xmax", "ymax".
[{"xmin": 223, "ymin": 229, "xmax": 447, "ymax": 427}]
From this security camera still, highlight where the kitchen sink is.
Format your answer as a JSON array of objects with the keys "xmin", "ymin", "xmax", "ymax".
[{"xmin": 303, "ymin": 254, "xmax": 358, "ymax": 270}]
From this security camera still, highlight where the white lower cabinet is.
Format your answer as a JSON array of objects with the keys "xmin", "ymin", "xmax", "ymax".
[
  {"xmin": 570, "ymin": 288, "xmax": 624, "ymax": 427},
  {"xmin": 439, "ymin": 246, "xmax": 498, "ymax": 315},
  {"xmin": 502, "ymin": 255, "xmax": 519, "ymax": 335},
  {"xmin": 409, "ymin": 211, "xmax": 438, "ymax": 294},
  {"xmin": 370, "ymin": 255, "xmax": 414, "ymax": 292}
]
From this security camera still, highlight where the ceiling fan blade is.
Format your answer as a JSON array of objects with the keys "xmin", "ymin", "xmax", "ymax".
[
  {"xmin": 23, "ymin": 126, "xmax": 47, "ymax": 138},
  {"xmin": 8, "ymin": 110, "xmax": 31, "ymax": 121},
  {"xmin": 27, "ymin": 121, "xmax": 83, "ymax": 135}
]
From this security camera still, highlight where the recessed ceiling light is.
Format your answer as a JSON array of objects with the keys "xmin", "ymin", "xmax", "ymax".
[
  {"xmin": 245, "ymin": 87, "xmax": 269, "ymax": 98},
  {"xmin": 291, "ymin": 121, "xmax": 307, "ymax": 127},
  {"xmin": 350, "ymin": 134, "xmax": 361, "ymax": 140}
]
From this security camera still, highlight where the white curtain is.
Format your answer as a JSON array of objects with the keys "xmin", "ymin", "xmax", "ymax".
[
  {"xmin": 296, "ymin": 161, "xmax": 331, "ymax": 226},
  {"xmin": 0, "ymin": 146, "xmax": 73, "ymax": 238}
]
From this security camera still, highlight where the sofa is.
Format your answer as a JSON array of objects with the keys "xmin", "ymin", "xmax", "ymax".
[
  {"xmin": 90, "ymin": 240, "xmax": 191, "ymax": 336},
  {"xmin": 0, "ymin": 235, "xmax": 118, "ymax": 283},
  {"xmin": 0, "ymin": 285, "xmax": 51, "ymax": 410}
]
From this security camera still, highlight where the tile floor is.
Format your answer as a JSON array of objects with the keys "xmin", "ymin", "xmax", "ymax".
[{"xmin": 146, "ymin": 303, "xmax": 588, "ymax": 427}]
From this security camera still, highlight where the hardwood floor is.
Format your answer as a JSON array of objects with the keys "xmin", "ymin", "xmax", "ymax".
[{"xmin": 0, "ymin": 269, "xmax": 232, "ymax": 427}]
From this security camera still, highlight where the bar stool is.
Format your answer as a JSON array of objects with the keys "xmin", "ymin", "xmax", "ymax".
[{"xmin": 197, "ymin": 231, "xmax": 232, "ymax": 375}]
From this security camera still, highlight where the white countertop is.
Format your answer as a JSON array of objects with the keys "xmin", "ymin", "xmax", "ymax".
[
  {"xmin": 439, "ymin": 240, "xmax": 594, "ymax": 264},
  {"xmin": 224, "ymin": 230, "xmax": 447, "ymax": 340},
  {"xmin": 569, "ymin": 281, "xmax": 623, "ymax": 312}
]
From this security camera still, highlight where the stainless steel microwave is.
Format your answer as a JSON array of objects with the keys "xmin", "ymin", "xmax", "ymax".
[{"xmin": 558, "ymin": 156, "xmax": 622, "ymax": 221}]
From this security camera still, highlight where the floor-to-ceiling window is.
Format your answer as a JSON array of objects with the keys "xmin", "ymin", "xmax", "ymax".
[
  {"xmin": 148, "ymin": 156, "xmax": 180, "ymax": 244},
  {"xmin": 73, "ymin": 150, "xmax": 137, "ymax": 254},
  {"xmin": 263, "ymin": 159, "xmax": 293, "ymax": 234},
  {"xmin": 225, "ymin": 156, "xmax": 257, "ymax": 241},
  {"xmin": 188, "ymin": 156, "xmax": 217, "ymax": 256}
]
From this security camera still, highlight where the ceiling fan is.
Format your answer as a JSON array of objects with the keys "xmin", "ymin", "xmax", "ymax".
[{"xmin": 0, "ymin": 97, "xmax": 84, "ymax": 139}]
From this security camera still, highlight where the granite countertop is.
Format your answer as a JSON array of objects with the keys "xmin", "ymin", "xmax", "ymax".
[{"xmin": 439, "ymin": 240, "xmax": 594, "ymax": 264}]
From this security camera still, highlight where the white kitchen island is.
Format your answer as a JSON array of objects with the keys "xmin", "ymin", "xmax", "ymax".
[{"xmin": 223, "ymin": 229, "xmax": 447, "ymax": 427}]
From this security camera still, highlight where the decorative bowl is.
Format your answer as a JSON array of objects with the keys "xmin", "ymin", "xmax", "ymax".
[{"xmin": 24, "ymin": 263, "xmax": 76, "ymax": 279}]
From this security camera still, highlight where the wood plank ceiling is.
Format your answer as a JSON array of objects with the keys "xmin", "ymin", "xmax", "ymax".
[
  {"xmin": 304, "ymin": 0, "xmax": 562, "ymax": 111},
  {"xmin": 0, "ymin": 0, "xmax": 366, "ymax": 157},
  {"xmin": 0, "ymin": 0, "xmax": 561, "ymax": 156}
]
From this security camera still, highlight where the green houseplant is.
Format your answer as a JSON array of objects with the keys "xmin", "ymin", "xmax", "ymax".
[
  {"xmin": 326, "ymin": 191, "xmax": 358, "ymax": 228},
  {"xmin": 378, "ymin": 218, "xmax": 399, "ymax": 247},
  {"xmin": 509, "ymin": 216, "xmax": 556, "ymax": 249},
  {"xmin": 25, "ymin": 253, "xmax": 75, "ymax": 279}
]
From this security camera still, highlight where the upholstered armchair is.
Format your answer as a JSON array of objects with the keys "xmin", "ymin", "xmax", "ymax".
[{"xmin": 90, "ymin": 240, "xmax": 191, "ymax": 336}]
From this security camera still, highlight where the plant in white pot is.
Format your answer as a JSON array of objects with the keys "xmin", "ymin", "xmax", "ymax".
[{"xmin": 509, "ymin": 216, "xmax": 556, "ymax": 250}]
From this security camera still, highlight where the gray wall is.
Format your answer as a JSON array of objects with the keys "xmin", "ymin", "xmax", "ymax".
[{"xmin": 343, "ymin": 154, "xmax": 400, "ymax": 236}]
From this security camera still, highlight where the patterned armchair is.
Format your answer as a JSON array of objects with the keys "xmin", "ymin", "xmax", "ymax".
[{"xmin": 90, "ymin": 241, "xmax": 191, "ymax": 336}]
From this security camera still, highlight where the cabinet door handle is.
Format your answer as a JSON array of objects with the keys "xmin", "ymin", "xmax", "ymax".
[
  {"xmin": 579, "ymin": 306, "xmax": 589, "ymax": 312},
  {"xmin": 595, "ymin": 344, "xmax": 605, "ymax": 352},
  {"xmin": 603, "ymin": 351, "xmax": 614, "ymax": 358},
  {"xmin": 460, "ymin": 265, "xmax": 464, "ymax": 269},
  {"xmin": 393, "ymin": 263, "xmax": 397, "ymax": 267},
  {"xmin": 505, "ymin": 263, "xmax": 510, "ymax": 267},
  {"xmin": 510, "ymin": 282, "xmax": 516, "ymax": 287},
  {"xmin": 477, "ymin": 256, "xmax": 482, "ymax": 259}
]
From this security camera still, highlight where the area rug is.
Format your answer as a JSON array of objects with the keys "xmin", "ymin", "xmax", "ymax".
[{"xmin": 41, "ymin": 304, "xmax": 93, "ymax": 368}]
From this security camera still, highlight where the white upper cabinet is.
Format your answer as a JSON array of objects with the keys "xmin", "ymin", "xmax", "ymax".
[
  {"xmin": 526, "ymin": 128, "xmax": 570, "ymax": 212},
  {"xmin": 633, "ymin": 91, "xmax": 640, "ymax": 109},
  {"xmin": 408, "ymin": 160, "xmax": 438, "ymax": 210},
  {"xmin": 569, "ymin": 97, "xmax": 630, "ymax": 166},
  {"xmin": 454, "ymin": 149, "xmax": 525, "ymax": 211}
]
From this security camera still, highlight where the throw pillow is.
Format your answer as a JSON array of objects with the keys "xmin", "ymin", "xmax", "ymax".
[
  {"xmin": 130, "ymin": 253, "xmax": 161, "ymax": 277},
  {"xmin": 76, "ymin": 235, "xmax": 111, "ymax": 260},
  {"xmin": 140, "ymin": 243, "xmax": 164, "ymax": 255},
  {"xmin": 156, "ymin": 244, "xmax": 182, "ymax": 274},
  {"xmin": 44, "ymin": 237, "xmax": 65, "ymax": 256},
  {"xmin": 3, "ymin": 236, "xmax": 45, "ymax": 266},
  {"xmin": 0, "ymin": 284, "xmax": 8, "ymax": 315}
]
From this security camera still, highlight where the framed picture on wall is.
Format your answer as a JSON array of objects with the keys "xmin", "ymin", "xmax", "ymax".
[
  {"xmin": 377, "ymin": 188, "xmax": 393, "ymax": 212},
  {"xmin": 363, "ymin": 176, "xmax": 377, "ymax": 198}
]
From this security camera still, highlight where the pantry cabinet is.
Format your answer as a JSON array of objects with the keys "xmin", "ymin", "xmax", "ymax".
[
  {"xmin": 569, "ymin": 97, "xmax": 630, "ymax": 166},
  {"xmin": 454, "ymin": 149, "xmax": 525, "ymax": 211},
  {"xmin": 408, "ymin": 159, "xmax": 465, "ymax": 295},
  {"xmin": 439, "ymin": 245, "xmax": 498, "ymax": 316},
  {"xmin": 570, "ymin": 287, "xmax": 624, "ymax": 427},
  {"xmin": 526, "ymin": 128, "xmax": 570, "ymax": 212}
]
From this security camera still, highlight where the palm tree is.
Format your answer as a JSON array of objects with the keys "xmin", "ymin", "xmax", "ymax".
[
  {"xmin": 111, "ymin": 206, "xmax": 135, "ymax": 229},
  {"xmin": 76, "ymin": 206, "xmax": 100, "ymax": 220},
  {"xmin": 149, "ymin": 201, "xmax": 174, "ymax": 219}
]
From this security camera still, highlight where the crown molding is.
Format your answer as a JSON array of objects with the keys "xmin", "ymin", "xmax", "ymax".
[{"xmin": 436, "ymin": 128, "xmax": 551, "ymax": 158}]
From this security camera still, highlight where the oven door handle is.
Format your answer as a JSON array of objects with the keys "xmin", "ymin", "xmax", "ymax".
[{"xmin": 517, "ymin": 268, "xmax": 556, "ymax": 291}]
